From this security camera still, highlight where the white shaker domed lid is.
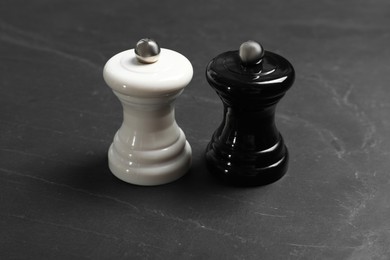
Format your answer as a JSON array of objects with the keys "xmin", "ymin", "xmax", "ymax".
[{"xmin": 103, "ymin": 39, "xmax": 193, "ymax": 98}]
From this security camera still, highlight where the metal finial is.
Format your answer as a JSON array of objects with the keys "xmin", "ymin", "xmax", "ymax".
[
  {"xmin": 135, "ymin": 38, "xmax": 161, "ymax": 64},
  {"xmin": 239, "ymin": 40, "xmax": 264, "ymax": 66}
]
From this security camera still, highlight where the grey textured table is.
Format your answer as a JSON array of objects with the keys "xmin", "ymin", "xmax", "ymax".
[{"xmin": 1, "ymin": 0, "xmax": 390, "ymax": 259}]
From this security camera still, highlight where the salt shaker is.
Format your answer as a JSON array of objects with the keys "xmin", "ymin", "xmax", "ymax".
[{"xmin": 103, "ymin": 38, "xmax": 193, "ymax": 186}]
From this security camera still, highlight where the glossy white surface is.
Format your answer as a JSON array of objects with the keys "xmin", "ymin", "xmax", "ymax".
[
  {"xmin": 104, "ymin": 48, "xmax": 193, "ymax": 97},
  {"xmin": 103, "ymin": 48, "xmax": 193, "ymax": 186}
]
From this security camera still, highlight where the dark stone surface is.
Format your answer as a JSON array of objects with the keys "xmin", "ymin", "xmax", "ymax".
[{"xmin": 1, "ymin": 0, "xmax": 390, "ymax": 259}]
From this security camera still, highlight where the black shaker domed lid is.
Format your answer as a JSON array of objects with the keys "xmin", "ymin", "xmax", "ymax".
[{"xmin": 206, "ymin": 41, "xmax": 295, "ymax": 99}]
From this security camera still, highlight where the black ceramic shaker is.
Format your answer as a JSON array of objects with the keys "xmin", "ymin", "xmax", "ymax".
[{"xmin": 205, "ymin": 40, "xmax": 295, "ymax": 186}]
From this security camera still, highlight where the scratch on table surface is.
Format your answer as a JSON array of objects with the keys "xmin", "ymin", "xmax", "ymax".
[
  {"xmin": 1, "ymin": 168, "xmax": 140, "ymax": 212},
  {"xmin": 1, "ymin": 119, "xmax": 110, "ymax": 144},
  {"xmin": 300, "ymin": 74, "xmax": 380, "ymax": 153},
  {"xmin": 0, "ymin": 148, "xmax": 84, "ymax": 166},
  {"xmin": 277, "ymin": 113, "xmax": 325, "ymax": 140},
  {"xmin": 213, "ymin": 194, "xmax": 292, "ymax": 215},
  {"xmin": 348, "ymin": 189, "xmax": 376, "ymax": 223},
  {"xmin": 47, "ymin": 105, "xmax": 118, "ymax": 119},
  {"xmin": 326, "ymin": 129, "xmax": 346, "ymax": 159},
  {"xmin": 1, "ymin": 55, "xmax": 63, "ymax": 66},
  {"xmin": 277, "ymin": 113, "xmax": 347, "ymax": 159},
  {"xmin": 212, "ymin": 194, "xmax": 256, "ymax": 206},
  {"xmin": 0, "ymin": 20, "xmax": 100, "ymax": 70},
  {"xmin": 145, "ymin": 208, "xmax": 256, "ymax": 244},
  {"xmin": 286, "ymin": 243, "xmax": 357, "ymax": 249},
  {"xmin": 305, "ymin": 74, "xmax": 354, "ymax": 110},
  {"xmin": 2, "ymin": 213, "xmax": 121, "ymax": 240},
  {"xmin": 285, "ymin": 18, "xmax": 389, "ymax": 33},
  {"xmin": 136, "ymin": 242, "xmax": 189, "ymax": 256},
  {"xmin": 333, "ymin": 174, "xmax": 378, "ymax": 226},
  {"xmin": 1, "ymin": 119, "xmax": 66, "ymax": 135},
  {"xmin": 286, "ymin": 243, "xmax": 328, "ymax": 248},
  {"xmin": 278, "ymin": 110, "xmax": 380, "ymax": 164},
  {"xmin": 254, "ymin": 212, "xmax": 287, "ymax": 218},
  {"xmin": 347, "ymin": 230, "xmax": 390, "ymax": 260},
  {"xmin": 2, "ymin": 213, "xmax": 178, "ymax": 255},
  {"xmin": 361, "ymin": 124, "xmax": 377, "ymax": 150}
]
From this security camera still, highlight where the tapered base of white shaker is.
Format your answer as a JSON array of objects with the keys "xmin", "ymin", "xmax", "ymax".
[{"xmin": 108, "ymin": 130, "xmax": 192, "ymax": 186}]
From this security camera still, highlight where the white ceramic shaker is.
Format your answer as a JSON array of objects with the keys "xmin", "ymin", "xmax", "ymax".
[{"xmin": 103, "ymin": 38, "xmax": 193, "ymax": 186}]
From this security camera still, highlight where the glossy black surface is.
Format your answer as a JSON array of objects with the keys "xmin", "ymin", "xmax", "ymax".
[{"xmin": 206, "ymin": 50, "xmax": 295, "ymax": 186}]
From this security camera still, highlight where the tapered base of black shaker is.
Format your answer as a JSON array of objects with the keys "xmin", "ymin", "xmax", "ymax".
[{"xmin": 205, "ymin": 142, "xmax": 289, "ymax": 187}]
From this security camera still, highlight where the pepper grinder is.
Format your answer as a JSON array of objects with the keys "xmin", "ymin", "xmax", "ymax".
[
  {"xmin": 103, "ymin": 38, "xmax": 193, "ymax": 186},
  {"xmin": 205, "ymin": 40, "xmax": 295, "ymax": 186}
]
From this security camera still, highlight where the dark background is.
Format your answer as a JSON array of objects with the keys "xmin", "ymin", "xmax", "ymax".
[{"xmin": 1, "ymin": 0, "xmax": 390, "ymax": 259}]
